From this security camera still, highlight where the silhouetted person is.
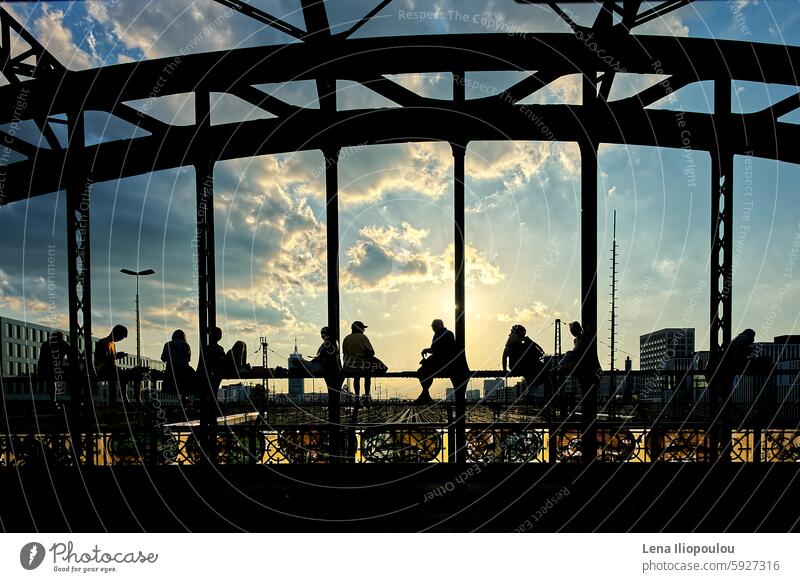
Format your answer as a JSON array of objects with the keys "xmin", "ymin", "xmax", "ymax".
[
  {"xmin": 305, "ymin": 326, "xmax": 345, "ymax": 455},
  {"xmin": 416, "ymin": 319, "xmax": 469, "ymax": 405},
  {"xmin": 199, "ymin": 327, "xmax": 225, "ymax": 432},
  {"xmin": 224, "ymin": 340, "xmax": 251, "ymax": 376},
  {"xmin": 200, "ymin": 327, "xmax": 226, "ymax": 397},
  {"xmin": 304, "ymin": 326, "xmax": 343, "ymax": 393},
  {"xmin": 342, "ymin": 321, "xmax": 375, "ymax": 405},
  {"xmin": 502, "ymin": 324, "xmax": 545, "ymax": 391},
  {"xmin": 95, "ymin": 324, "xmax": 131, "ymax": 406},
  {"xmin": 37, "ymin": 331, "xmax": 69, "ymax": 403},
  {"xmin": 708, "ymin": 328, "xmax": 758, "ymax": 459},
  {"xmin": 559, "ymin": 321, "xmax": 601, "ymax": 461},
  {"xmin": 560, "ymin": 321, "xmax": 601, "ymax": 379},
  {"xmin": 161, "ymin": 329, "xmax": 196, "ymax": 405}
]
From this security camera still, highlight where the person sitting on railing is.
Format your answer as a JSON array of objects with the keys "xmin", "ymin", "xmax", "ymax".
[
  {"xmin": 342, "ymin": 321, "xmax": 379, "ymax": 406},
  {"xmin": 95, "ymin": 324, "xmax": 133, "ymax": 406},
  {"xmin": 559, "ymin": 321, "xmax": 601, "ymax": 375},
  {"xmin": 502, "ymin": 324, "xmax": 545, "ymax": 389},
  {"xmin": 302, "ymin": 326, "xmax": 344, "ymax": 393},
  {"xmin": 37, "ymin": 331, "xmax": 70, "ymax": 404},
  {"xmin": 416, "ymin": 319, "xmax": 469, "ymax": 406},
  {"xmin": 224, "ymin": 340, "xmax": 251, "ymax": 377},
  {"xmin": 161, "ymin": 329, "xmax": 196, "ymax": 405},
  {"xmin": 197, "ymin": 326, "xmax": 226, "ymax": 431}
]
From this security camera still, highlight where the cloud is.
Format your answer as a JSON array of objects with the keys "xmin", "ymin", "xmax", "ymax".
[
  {"xmin": 497, "ymin": 302, "xmax": 558, "ymax": 323},
  {"xmin": 339, "ymin": 142, "xmax": 454, "ymax": 205},
  {"xmin": 31, "ymin": 3, "xmax": 98, "ymax": 70},
  {"xmin": 343, "ymin": 223, "xmax": 504, "ymax": 291}
]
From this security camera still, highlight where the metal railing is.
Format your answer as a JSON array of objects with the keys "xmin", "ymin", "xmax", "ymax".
[{"xmin": 2, "ymin": 423, "xmax": 798, "ymax": 467}]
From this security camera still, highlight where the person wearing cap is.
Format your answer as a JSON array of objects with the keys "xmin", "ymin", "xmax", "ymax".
[{"xmin": 342, "ymin": 321, "xmax": 375, "ymax": 405}]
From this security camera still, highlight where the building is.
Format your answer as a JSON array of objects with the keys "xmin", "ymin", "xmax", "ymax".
[
  {"xmin": 639, "ymin": 328, "xmax": 695, "ymax": 393},
  {"xmin": 639, "ymin": 328, "xmax": 695, "ymax": 371},
  {"xmin": 445, "ymin": 387, "xmax": 455, "ymax": 401},
  {"xmin": 483, "ymin": 378, "xmax": 504, "ymax": 400},
  {"xmin": 1, "ymin": 315, "xmax": 164, "ymax": 403},
  {"xmin": 465, "ymin": 389, "xmax": 481, "ymax": 401},
  {"xmin": 287, "ymin": 338, "xmax": 305, "ymax": 399}
]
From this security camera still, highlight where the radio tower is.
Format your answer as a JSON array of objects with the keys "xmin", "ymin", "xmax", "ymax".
[
  {"xmin": 554, "ymin": 318, "xmax": 562, "ymax": 357},
  {"xmin": 609, "ymin": 210, "xmax": 619, "ymax": 402}
]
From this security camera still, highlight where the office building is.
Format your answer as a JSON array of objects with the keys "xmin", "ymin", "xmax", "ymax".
[{"xmin": 287, "ymin": 338, "xmax": 305, "ymax": 398}]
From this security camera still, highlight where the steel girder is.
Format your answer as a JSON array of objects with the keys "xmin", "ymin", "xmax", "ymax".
[{"xmin": 0, "ymin": 32, "xmax": 797, "ymax": 203}]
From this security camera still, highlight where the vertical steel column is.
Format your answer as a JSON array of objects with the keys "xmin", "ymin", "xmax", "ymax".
[
  {"xmin": 323, "ymin": 146, "xmax": 342, "ymax": 459},
  {"xmin": 580, "ymin": 73, "xmax": 599, "ymax": 464},
  {"xmin": 324, "ymin": 147, "xmax": 341, "ymax": 343},
  {"xmin": 451, "ymin": 70, "xmax": 468, "ymax": 463},
  {"xmin": 65, "ymin": 110, "xmax": 94, "ymax": 465},
  {"xmin": 709, "ymin": 78, "xmax": 733, "ymax": 461},
  {"xmin": 195, "ymin": 89, "xmax": 217, "ymax": 461}
]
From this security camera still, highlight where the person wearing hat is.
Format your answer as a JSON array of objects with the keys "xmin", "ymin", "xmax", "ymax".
[{"xmin": 342, "ymin": 321, "xmax": 375, "ymax": 405}]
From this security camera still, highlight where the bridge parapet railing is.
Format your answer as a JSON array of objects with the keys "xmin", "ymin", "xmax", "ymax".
[{"xmin": 2, "ymin": 424, "xmax": 797, "ymax": 467}]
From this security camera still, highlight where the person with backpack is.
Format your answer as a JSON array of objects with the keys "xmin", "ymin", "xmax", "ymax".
[{"xmin": 502, "ymin": 324, "xmax": 545, "ymax": 390}]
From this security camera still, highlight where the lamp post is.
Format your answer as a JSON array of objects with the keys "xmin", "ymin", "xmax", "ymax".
[{"xmin": 120, "ymin": 268, "xmax": 156, "ymax": 366}]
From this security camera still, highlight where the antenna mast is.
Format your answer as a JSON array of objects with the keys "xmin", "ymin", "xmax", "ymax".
[{"xmin": 609, "ymin": 210, "xmax": 618, "ymax": 399}]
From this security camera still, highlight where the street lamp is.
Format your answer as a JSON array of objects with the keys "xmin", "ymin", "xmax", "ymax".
[{"xmin": 120, "ymin": 268, "xmax": 156, "ymax": 366}]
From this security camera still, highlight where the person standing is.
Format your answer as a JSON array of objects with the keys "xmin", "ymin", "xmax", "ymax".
[
  {"xmin": 37, "ymin": 331, "xmax": 70, "ymax": 404},
  {"xmin": 94, "ymin": 325, "xmax": 130, "ymax": 406},
  {"xmin": 199, "ymin": 327, "xmax": 225, "ymax": 431},
  {"xmin": 342, "ymin": 321, "xmax": 375, "ymax": 406},
  {"xmin": 161, "ymin": 329, "xmax": 196, "ymax": 405}
]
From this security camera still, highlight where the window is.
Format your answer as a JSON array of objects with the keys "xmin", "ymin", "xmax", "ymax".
[
  {"xmin": 16, "ymin": 344, "xmax": 22, "ymax": 357},
  {"xmin": 6, "ymin": 342, "xmax": 12, "ymax": 357},
  {"xmin": 14, "ymin": 325, "xmax": 20, "ymax": 339},
  {"xmin": 5, "ymin": 323, "xmax": 10, "ymax": 337}
]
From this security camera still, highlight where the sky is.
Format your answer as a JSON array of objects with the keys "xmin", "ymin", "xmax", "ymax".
[{"xmin": 1, "ymin": 0, "xmax": 799, "ymax": 397}]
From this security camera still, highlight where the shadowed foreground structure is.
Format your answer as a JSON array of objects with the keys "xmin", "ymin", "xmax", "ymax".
[{"xmin": 2, "ymin": 464, "xmax": 798, "ymax": 532}]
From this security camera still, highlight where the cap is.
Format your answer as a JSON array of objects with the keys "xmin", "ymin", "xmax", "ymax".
[{"xmin": 352, "ymin": 321, "xmax": 368, "ymax": 331}]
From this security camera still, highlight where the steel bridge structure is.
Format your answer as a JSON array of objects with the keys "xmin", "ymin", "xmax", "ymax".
[{"xmin": 1, "ymin": 0, "xmax": 799, "ymax": 465}]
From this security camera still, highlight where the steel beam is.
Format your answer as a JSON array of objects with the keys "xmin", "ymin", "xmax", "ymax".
[
  {"xmin": 65, "ymin": 111, "xmax": 93, "ymax": 464},
  {"xmin": 1, "ymin": 34, "xmax": 799, "ymax": 125},
  {"xmin": 7, "ymin": 100, "xmax": 800, "ymax": 206},
  {"xmin": 709, "ymin": 78, "xmax": 734, "ymax": 462},
  {"xmin": 195, "ymin": 89, "xmax": 217, "ymax": 461},
  {"xmin": 580, "ymin": 73, "xmax": 599, "ymax": 465}
]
